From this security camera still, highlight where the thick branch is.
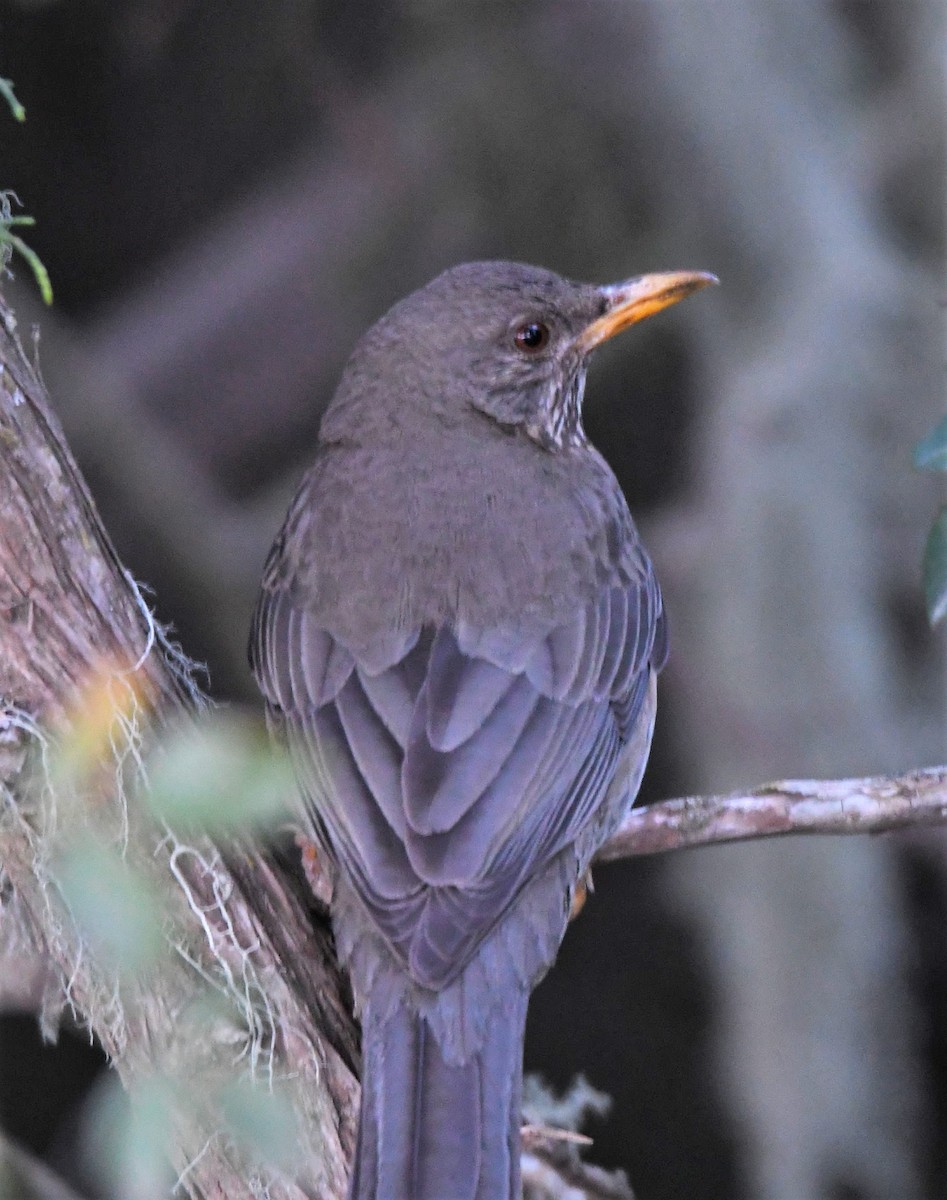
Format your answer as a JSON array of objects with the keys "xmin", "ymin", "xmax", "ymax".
[
  {"xmin": 0, "ymin": 297, "xmax": 357, "ymax": 1200},
  {"xmin": 598, "ymin": 767, "xmax": 947, "ymax": 862}
]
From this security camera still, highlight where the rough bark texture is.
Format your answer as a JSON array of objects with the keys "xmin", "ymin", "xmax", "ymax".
[
  {"xmin": 0, "ymin": 295, "xmax": 359, "ymax": 1200},
  {"xmin": 599, "ymin": 768, "xmax": 947, "ymax": 860}
]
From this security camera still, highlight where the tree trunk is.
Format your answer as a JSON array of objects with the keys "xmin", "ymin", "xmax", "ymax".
[{"xmin": 0, "ymin": 295, "xmax": 359, "ymax": 1200}]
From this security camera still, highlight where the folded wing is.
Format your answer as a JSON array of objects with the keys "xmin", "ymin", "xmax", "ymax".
[{"xmin": 249, "ymin": 566, "xmax": 665, "ymax": 989}]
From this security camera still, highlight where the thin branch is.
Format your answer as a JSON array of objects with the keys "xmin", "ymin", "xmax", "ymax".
[{"xmin": 597, "ymin": 767, "xmax": 947, "ymax": 862}]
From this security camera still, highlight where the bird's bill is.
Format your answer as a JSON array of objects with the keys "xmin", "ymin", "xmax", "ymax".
[{"xmin": 577, "ymin": 270, "xmax": 718, "ymax": 352}]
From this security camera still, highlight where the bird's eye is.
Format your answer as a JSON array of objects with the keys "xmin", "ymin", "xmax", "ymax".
[{"xmin": 513, "ymin": 322, "xmax": 550, "ymax": 353}]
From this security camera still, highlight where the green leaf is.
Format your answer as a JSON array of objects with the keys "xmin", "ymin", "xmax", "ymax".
[
  {"xmin": 4, "ymin": 230, "xmax": 53, "ymax": 304},
  {"xmin": 0, "ymin": 77, "xmax": 25, "ymax": 122},
  {"xmin": 55, "ymin": 838, "xmax": 165, "ymax": 974},
  {"xmin": 914, "ymin": 415, "xmax": 947, "ymax": 471},
  {"xmin": 145, "ymin": 713, "xmax": 294, "ymax": 832},
  {"xmin": 86, "ymin": 1075, "xmax": 177, "ymax": 1200},
  {"xmin": 0, "ymin": 192, "xmax": 53, "ymax": 304},
  {"xmin": 922, "ymin": 507, "xmax": 947, "ymax": 625},
  {"xmin": 220, "ymin": 1077, "xmax": 304, "ymax": 1171}
]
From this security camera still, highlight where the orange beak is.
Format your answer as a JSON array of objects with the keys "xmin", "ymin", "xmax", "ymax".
[{"xmin": 577, "ymin": 270, "xmax": 718, "ymax": 352}]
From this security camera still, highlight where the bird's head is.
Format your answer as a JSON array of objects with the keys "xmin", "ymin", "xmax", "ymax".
[{"xmin": 325, "ymin": 261, "xmax": 716, "ymax": 450}]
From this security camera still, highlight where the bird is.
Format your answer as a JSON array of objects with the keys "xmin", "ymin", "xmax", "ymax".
[{"xmin": 249, "ymin": 260, "xmax": 716, "ymax": 1200}]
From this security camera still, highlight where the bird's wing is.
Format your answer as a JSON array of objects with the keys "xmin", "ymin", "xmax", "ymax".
[{"xmin": 249, "ymin": 565, "xmax": 664, "ymax": 989}]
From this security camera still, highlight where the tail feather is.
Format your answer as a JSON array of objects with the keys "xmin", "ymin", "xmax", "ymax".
[{"xmin": 351, "ymin": 991, "xmax": 527, "ymax": 1200}]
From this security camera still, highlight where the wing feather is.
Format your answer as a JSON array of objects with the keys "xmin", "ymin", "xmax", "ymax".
[
  {"xmin": 597, "ymin": 587, "xmax": 628, "ymax": 695},
  {"xmin": 250, "ymin": 557, "xmax": 664, "ymax": 989},
  {"xmin": 290, "ymin": 703, "xmax": 420, "ymax": 902},
  {"xmin": 335, "ymin": 673, "xmax": 407, "ymax": 838},
  {"xmin": 403, "ymin": 669, "xmax": 539, "ymax": 837},
  {"xmin": 425, "ymin": 634, "xmax": 517, "ymax": 752}
]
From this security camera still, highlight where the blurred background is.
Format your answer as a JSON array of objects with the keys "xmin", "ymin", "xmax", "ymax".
[{"xmin": 0, "ymin": 2, "xmax": 944, "ymax": 1198}]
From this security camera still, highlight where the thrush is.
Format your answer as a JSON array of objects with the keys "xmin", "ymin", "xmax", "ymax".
[{"xmin": 250, "ymin": 261, "xmax": 715, "ymax": 1200}]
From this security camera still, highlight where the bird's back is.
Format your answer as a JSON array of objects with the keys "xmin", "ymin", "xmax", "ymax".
[{"xmin": 266, "ymin": 417, "xmax": 647, "ymax": 652}]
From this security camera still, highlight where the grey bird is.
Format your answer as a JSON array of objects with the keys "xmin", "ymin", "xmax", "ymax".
[{"xmin": 249, "ymin": 261, "xmax": 715, "ymax": 1200}]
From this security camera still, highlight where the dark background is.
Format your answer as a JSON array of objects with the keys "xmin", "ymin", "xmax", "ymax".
[{"xmin": 0, "ymin": 3, "xmax": 943, "ymax": 1198}]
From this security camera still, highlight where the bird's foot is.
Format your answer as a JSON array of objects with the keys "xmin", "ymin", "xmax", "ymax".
[
  {"xmin": 295, "ymin": 831, "xmax": 334, "ymax": 908},
  {"xmin": 569, "ymin": 870, "xmax": 594, "ymax": 920}
]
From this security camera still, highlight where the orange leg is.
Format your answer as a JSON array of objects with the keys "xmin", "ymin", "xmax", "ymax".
[
  {"xmin": 295, "ymin": 831, "xmax": 334, "ymax": 907},
  {"xmin": 569, "ymin": 870, "xmax": 594, "ymax": 920}
]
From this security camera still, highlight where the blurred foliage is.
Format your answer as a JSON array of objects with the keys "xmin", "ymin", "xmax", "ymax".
[
  {"xmin": 55, "ymin": 836, "xmax": 165, "ymax": 975},
  {"xmin": 0, "ymin": 75, "xmax": 23, "ymax": 122},
  {"xmin": 915, "ymin": 416, "xmax": 947, "ymax": 472},
  {"xmin": 85, "ymin": 1068, "xmax": 305, "ymax": 1200},
  {"xmin": 915, "ymin": 416, "xmax": 947, "ymax": 624},
  {"xmin": 144, "ymin": 712, "xmax": 294, "ymax": 832},
  {"xmin": 51, "ymin": 659, "xmax": 156, "ymax": 793},
  {"xmin": 220, "ymin": 1076, "xmax": 305, "ymax": 1174},
  {"xmin": 86, "ymin": 1074, "xmax": 178, "ymax": 1200},
  {"xmin": 45, "ymin": 660, "xmax": 298, "ymax": 1196}
]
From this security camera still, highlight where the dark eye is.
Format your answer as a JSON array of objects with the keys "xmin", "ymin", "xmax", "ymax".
[{"xmin": 513, "ymin": 322, "xmax": 550, "ymax": 353}]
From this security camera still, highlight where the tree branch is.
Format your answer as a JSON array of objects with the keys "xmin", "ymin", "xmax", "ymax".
[
  {"xmin": 597, "ymin": 767, "xmax": 947, "ymax": 862},
  {"xmin": 0, "ymin": 295, "xmax": 357, "ymax": 1199}
]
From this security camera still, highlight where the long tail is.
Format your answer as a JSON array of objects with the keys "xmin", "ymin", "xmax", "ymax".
[{"xmin": 350, "ymin": 991, "xmax": 527, "ymax": 1200}]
